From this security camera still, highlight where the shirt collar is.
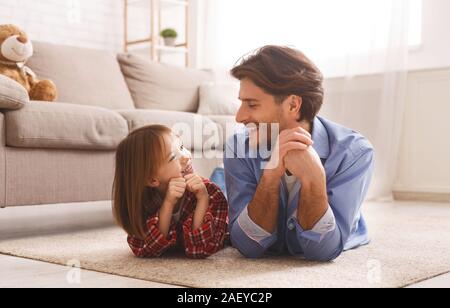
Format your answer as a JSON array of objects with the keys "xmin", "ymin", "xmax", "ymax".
[{"xmin": 312, "ymin": 116, "xmax": 330, "ymax": 159}]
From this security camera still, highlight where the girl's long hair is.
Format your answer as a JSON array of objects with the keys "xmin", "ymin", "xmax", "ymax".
[{"xmin": 112, "ymin": 125, "xmax": 172, "ymax": 240}]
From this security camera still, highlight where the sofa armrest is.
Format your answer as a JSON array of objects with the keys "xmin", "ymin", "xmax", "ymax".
[{"xmin": 0, "ymin": 75, "xmax": 29, "ymax": 111}]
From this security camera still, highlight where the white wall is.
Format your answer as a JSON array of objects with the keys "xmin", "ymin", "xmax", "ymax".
[
  {"xmin": 409, "ymin": 0, "xmax": 450, "ymax": 71},
  {"xmin": 0, "ymin": 0, "xmax": 124, "ymax": 51},
  {"xmin": 322, "ymin": 68, "xmax": 450, "ymax": 199},
  {"xmin": 394, "ymin": 69, "xmax": 450, "ymax": 194}
]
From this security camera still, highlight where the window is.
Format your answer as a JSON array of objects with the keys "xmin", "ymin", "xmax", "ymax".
[{"xmin": 211, "ymin": 0, "xmax": 422, "ymax": 75}]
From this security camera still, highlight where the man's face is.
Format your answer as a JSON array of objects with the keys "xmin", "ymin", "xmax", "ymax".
[{"xmin": 236, "ymin": 78, "xmax": 290, "ymax": 146}]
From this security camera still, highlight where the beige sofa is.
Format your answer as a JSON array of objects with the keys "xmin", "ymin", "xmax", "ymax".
[{"xmin": 0, "ymin": 42, "xmax": 235, "ymax": 208}]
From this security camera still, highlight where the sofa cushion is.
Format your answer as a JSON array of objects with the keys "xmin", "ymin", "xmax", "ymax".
[
  {"xmin": 198, "ymin": 82, "xmax": 240, "ymax": 115},
  {"xmin": 0, "ymin": 75, "xmax": 29, "ymax": 110},
  {"xmin": 5, "ymin": 101, "xmax": 129, "ymax": 150},
  {"xmin": 27, "ymin": 41, "xmax": 135, "ymax": 110},
  {"xmin": 117, "ymin": 53, "xmax": 213, "ymax": 112},
  {"xmin": 118, "ymin": 109, "xmax": 222, "ymax": 151}
]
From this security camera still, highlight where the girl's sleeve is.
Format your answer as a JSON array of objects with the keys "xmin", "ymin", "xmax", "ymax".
[
  {"xmin": 182, "ymin": 180, "xmax": 229, "ymax": 259},
  {"xmin": 127, "ymin": 213, "xmax": 178, "ymax": 258}
]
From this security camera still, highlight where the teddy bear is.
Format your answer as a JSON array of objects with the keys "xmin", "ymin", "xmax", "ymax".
[{"xmin": 0, "ymin": 24, "xmax": 57, "ymax": 102}]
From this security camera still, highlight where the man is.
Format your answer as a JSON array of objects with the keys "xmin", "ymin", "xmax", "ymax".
[{"xmin": 224, "ymin": 46, "xmax": 374, "ymax": 262}]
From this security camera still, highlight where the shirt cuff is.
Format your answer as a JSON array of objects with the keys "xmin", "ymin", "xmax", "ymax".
[
  {"xmin": 147, "ymin": 215, "xmax": 178, "ymax": 246},
  {"xmin": 288, "ymin": 206, "xmax": 336, "ymax": 243},
  {"xmin": 237, "ymin": 206, "xmax": 276, "ymax": 244}
]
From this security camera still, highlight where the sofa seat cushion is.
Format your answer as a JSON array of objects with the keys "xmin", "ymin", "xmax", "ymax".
[
  {"xmin": 27, "ymin": 41, "xmax": 135, "ymax": 110},
  {"xmin": 5, "ymin": 101, "xmax": 129, "ymax": 150},
  {"xmin": 118, "ymin": 109, "xmax": 222, "ymax": 151}
]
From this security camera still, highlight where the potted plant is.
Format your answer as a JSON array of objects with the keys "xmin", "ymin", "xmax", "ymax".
[{"xmin": 160, "ymin": 28, "xmax": 178, "ymax": 47}]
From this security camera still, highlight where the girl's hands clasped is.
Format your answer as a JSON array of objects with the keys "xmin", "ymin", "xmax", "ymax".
[
  {"xmin": 184, "ymin": 174, "xmax": 208, "ymax": 200},
  {"xmin": 164, "ymin": 178, "xmax": 187, "ymax": 206}
]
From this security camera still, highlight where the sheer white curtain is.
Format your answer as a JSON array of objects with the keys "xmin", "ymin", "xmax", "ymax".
[
  {"xmin": 320, "ymin": 0, "xmax": 413, "ymax": 200},
  {"xmin": 195, "ymin": 0, "xmax": 418, "ymax": 200}
]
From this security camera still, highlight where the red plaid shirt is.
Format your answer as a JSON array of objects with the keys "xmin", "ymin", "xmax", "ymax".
[{"xmin": 127, "ymin": 179, "xmax": 228, "ymax": 259}]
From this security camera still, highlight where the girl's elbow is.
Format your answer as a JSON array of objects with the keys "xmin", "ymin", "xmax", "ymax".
[
  {"xmin": 131, "ymin": 248, "xmax": 161, "ymax": 259},
  {"xmin": 185, "ymin": 247, "xmax": 215, "ymax": 259}
]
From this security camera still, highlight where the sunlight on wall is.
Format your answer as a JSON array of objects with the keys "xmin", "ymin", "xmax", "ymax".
[{"xmin": 213, "ymin": 0, "xmax": 422, "ymax": 74}]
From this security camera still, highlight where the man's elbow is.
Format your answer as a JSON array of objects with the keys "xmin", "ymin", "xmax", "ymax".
[
  {"xmin": 231, "ymin": 236, "xmax": 267, "ymax": 259},
  {"xmin": 236, "ymin": 245, "xmax": 266, "ymax": 259},
  {"xmin": 304, "ymin": 246, "xmax": 343, "ymax": 262}
]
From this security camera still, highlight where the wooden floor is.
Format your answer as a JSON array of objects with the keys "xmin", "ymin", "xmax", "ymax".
[{"xmin": 0, "ymin": 201, "xmax": 449, "ymax": 288}]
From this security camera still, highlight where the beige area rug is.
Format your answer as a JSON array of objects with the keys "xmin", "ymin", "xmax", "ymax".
[{"xmin": 1, "ymin": 201, "xmax": 450, "ymax": 288}]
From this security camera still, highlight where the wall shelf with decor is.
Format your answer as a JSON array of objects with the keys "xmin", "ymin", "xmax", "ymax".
[{"xmin": 124, "ymin": 0, "xmax": 190, "ymax": 66}]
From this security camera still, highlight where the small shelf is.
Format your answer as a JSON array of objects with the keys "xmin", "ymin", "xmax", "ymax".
[
  {"xmin": 128, "ymin": 43, "xmax": 188, "ymax": 54},
  {"xmin": 124, "ymin": 0, "xmax": 190, "ymax": 67},
  {"xmin": 126, "ymin": 38, "xmax": 153, "ymax": 46},
  {"xmin": 156, "ymin": 45, "xmax": 188, "ymax": 53}
]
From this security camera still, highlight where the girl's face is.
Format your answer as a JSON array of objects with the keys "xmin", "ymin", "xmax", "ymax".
[{"xmin": 148, "ymin": 133, "xmax": 193, "ymax": 191}]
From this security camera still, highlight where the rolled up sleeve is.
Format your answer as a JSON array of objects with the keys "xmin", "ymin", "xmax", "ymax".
[
  {"xmin": 127, "ymin": 215, "xmax": 177, "ymax": 258},
  {"xmin": 236, "ymin": 206, "xmax": 278, "ymax": 250},
  {"xmin": 286, "ymin": 148, "xmax": 374, "ymax": 262},
  {"xmin": 224, "ymin": 141, "xmax": 278, "ymax": 259},
  {"xmin": 288, "ymin": 206, "xmax": 336, "ymax": 243}
]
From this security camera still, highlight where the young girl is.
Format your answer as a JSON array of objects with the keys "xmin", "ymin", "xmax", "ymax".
[{"xmin": 112, "ymin": 125, "xmax": 228, "ymax": 259}]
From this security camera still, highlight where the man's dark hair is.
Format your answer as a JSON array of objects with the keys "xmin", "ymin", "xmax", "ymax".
[{"xmin": 231, "ymin": 45, "xmax": 324, "ymax": 124}]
